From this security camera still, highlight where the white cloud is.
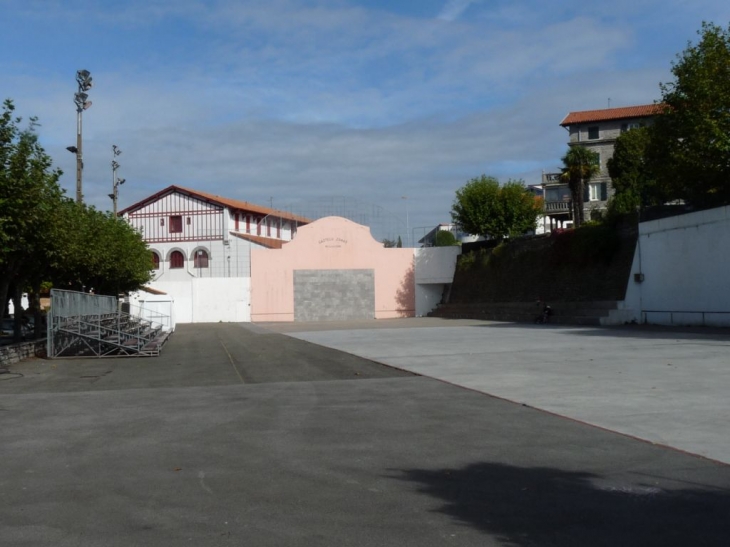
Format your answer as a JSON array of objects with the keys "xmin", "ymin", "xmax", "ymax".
[
  {"xmin": 2, "ymin": 0, "xmax": 728, "ymax": 237},
  {"xmin": 437, "ymin": 0, "xmax": 480, "ymax": 22}
]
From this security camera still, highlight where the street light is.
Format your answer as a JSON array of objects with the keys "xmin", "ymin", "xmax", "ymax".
[
  {"xmin": 70, "ymin": 69, "xmax": 93, "ymax": 204},
  {"xmin": 109, "ymin": 145, "xmax": 125, "ymax": 216}
]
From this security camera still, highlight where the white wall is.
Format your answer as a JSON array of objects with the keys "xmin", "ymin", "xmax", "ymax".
[
  {"xmin": 137, "ymin": 278, "xmax": 251, "ymax": 324},
  {"xmin": 414, "ymin": 247, "xmax": 460, "ymax": 284},
  {"xmin": 622, "ymin": 205, "xmax": 730, "ymax": 326},
  {"xmin": 414, "ymin": 247, "xmax": 460, "ymax": 316}
]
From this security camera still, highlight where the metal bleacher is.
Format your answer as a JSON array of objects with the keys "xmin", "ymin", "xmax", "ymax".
[{"xmin": 47, "ymin": 289, "xmax": 172, "ymax": 358}]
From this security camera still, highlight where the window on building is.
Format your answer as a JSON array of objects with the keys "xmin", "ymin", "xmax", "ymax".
[
  {"xmin": 151, "ymin": 252, "xmax": 160, "ymax": 270},
  {"xmin": 588, "ymin": 126, "xmax": 599, "ymax": 140},
  {"xmin": 170, "ymin": 250, "xmax": 184, "ymax": 269},
  {"xmin": 588, "ymin": 183, "xmax": 608, "ymax": 202},
  {"xmin": 621, "ymin": 122, "xmax": 642, "ymax": 133},
  {"xmin": 194, "ymin": 250, "xmax": 209, "ymax": 268},
  {"xmin": 169, "ymin": 215, "xmax": 183, "ymax": 233}
]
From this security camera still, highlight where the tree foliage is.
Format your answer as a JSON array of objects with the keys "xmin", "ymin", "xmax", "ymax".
[
  {"xmin": 434, "ymin": 230, "xmax": 458, "ymax": 246},
  {"xmin": 647, "ymin": 22, "xmax": 730, "ymax": 207},
  {"xmin": 607, "ymin": 126, "xmax": 667, "ymax": 214},
  {"xmin": 560, "ymin": 146, "xmax": 600, "ymax": 228},
  {"xmin": 451, "ymin": 176, "xmax": 542, "ymax": 240},
  {"xmin": 0, "ymin": 99, "xmax": 153, "ymax": 340}
]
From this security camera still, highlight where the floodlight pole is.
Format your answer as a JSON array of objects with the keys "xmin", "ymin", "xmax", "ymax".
[
  {"xmin": 75, "ymin": 107, "xmax": 83, "ymax": 204},
  {"xmin": 110, "ymin": 145, "xmax": 123, "ymax": 216},
  {"xmin": 73, "ymin": 70, "xmax": 93, "ymax": 204}
]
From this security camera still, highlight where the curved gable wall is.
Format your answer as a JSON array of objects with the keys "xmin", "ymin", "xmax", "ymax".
[{"xmin": 251, "ymin": 216, "xmax": 414, "ymax": 321}]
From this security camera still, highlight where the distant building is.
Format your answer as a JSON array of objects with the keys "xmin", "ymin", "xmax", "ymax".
[
  {"xmin": 542, "ymin": 104, "xmax": 664, "ymax": 230},
  {"xmin": 418, "ymin": 223, "xmax": 481, "ymax": 247}
]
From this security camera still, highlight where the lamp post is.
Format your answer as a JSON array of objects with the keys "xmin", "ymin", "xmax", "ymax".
[
  {"xmin": 68, "ymin": 70, "xmax": 93, "ymax": 204},
  {"xmin": 109, "ymin": 145, "xmax": 125, "ymax": 216}
]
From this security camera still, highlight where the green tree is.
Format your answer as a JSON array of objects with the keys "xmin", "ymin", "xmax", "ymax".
[
  {"xmin": 560, "ymin": 146, "xmax": 600, "ymax": 228},
  {"xmin": 1, "ymin": 99, "xmax": 153, "ymax": 341},
  {"xmin": 648, "ymin": 22, "xmax": 730, "ymax": 207},
  {"xmin": 0, "ymin": 99, "xmax": 64, "ymax": 337},
  {"xmin": 396, "ymin": 235, "xmax": 403, "ymax": 248},
  {"xmin": 50, "ymin": 202, "xmax": 153, "ymax": 296},
  {"xmin": 451, "ymin": 176, "xmax": 542, "ymax": 240},
  {"xmin": 382, "ymin": 238, "xmax": 397, "ymax": 248},
  {"xmin": 607, "ymin": 126, "xmax": 666, "ymax": 214},
  {"xmin": 434, "ymin": 230, "xmax": 458, "ymax": 246}
]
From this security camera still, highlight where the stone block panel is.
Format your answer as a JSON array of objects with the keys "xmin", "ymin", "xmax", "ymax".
[{"xmin": 294, "ymin": 269, "xmax": 375, "ymax": 322}]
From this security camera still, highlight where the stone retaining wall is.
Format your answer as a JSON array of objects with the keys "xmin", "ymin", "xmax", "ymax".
[{"xmin": 0, "ymin": 339, "xmax": 46, "ymax": 367}]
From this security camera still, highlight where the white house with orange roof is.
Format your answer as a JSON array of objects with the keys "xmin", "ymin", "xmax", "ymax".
[{"xmin": 119, "ymin": 185, "xmax": 310, "ymax": 323}]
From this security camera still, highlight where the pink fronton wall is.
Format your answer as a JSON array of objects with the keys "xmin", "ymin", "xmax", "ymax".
[{"xmin": 251, "ymin": 216, "xmax": 414, "ymax": 322}]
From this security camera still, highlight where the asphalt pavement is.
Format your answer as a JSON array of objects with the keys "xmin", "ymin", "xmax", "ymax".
[{"xmin": 1, "ymin": 320, "xmax": 729, "ymax": 546}]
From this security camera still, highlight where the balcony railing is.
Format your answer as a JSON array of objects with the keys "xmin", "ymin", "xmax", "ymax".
[{"xmin": 545, "ymin": 201, "xmax": 571, "ymax": 213}]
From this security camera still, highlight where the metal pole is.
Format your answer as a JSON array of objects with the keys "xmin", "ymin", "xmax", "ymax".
[
  {"xmin": 111, "ymin": 145, "xmax": 122, "ymax": 217},
  {"xmin": 76, "ymin": 109, "xmax": 83, "ymax": 204},
  {"xmin": 111, "ymin": 151, "xmax": 117, "ymax": 216},
  {"xmin": 73, "ymin": 70, "xmax": 92, "ymax": 204}
]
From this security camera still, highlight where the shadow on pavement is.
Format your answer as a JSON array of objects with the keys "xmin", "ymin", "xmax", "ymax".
[
  {"xmin": 393, "ymin": 461, "xmax": 730, "ymax": 546},
  {"xmin": 469, "ymin": 321, "xmax": 730, "ymax": 342}
]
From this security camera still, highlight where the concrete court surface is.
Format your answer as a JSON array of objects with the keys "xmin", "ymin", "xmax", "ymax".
[
  {"xmin": 276, "ymin": 317, "xmax": 730, "ymax": 464},
  {"xmin": 1, "ymin": 321, "xmax": 730, "ymax": 546}
]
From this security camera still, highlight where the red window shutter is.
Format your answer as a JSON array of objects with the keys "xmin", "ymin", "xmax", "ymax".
[
  {"xmin": 170, "ymin": 251, "xmax": 184, "ymax": 269},
  {"xmin": 169, "ymin": 216, "xmax": 183, "ymax": 233}
]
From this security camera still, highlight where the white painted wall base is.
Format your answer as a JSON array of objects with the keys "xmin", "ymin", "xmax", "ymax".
[
  {"xmin": 623, "ymin": 205, "xmax": 730, "ymax": 327},
  {"xmin": 414, "ymin": 246, "xmax": 460, "ymax": 317},
  {"xmin": 132, "ymin": 278, "xmax": 251, "ymax": 324}
]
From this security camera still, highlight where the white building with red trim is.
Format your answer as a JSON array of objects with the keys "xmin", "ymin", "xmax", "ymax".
[{"xmin": 119, "ymin": 185, "xmax": 310, "ymax": 323}]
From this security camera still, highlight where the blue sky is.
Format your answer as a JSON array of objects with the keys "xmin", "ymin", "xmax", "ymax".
[{"xmin": 1, "ymin": 0, "xmax": 728, "ymax": 242}]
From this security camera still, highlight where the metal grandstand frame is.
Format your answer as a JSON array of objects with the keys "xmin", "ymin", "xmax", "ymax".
[{"xmin": 47, "ymin": 289, "xmax": 171, "ymax": 358}]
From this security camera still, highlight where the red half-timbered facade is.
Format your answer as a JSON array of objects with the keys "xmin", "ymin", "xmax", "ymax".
[
  {"xmin": 120, "ymin": 185, "xmax": 309, "ymax": 246},
  {"xmin": 121, "ymin": 185, "xmax": 311, "ymax": 324}
]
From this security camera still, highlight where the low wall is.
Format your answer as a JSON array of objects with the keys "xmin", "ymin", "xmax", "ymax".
[{"xmin": 0, "ymin": 339, "xmax": 46, "ymax": 367}]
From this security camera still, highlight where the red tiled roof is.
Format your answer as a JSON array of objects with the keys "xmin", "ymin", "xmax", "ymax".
[
  {"xmin": 560, "ymin": 104, "xmax": 666, "ymax": 126},
  {"xmin": 140, "ymin": 286, "xmax": 168, "ymax": 295},
  {"xmin": 119, "ymin": 185, "xmax": 311, "ymax": 224},
  {"xmin": 230, "ymin": 231, "xmax": 286, "ymax": 249}
]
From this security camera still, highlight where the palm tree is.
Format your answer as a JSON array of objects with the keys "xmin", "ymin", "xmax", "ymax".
[{"xmin": 560, "ymin": 146, "xmax": 600, "ymax": 228}]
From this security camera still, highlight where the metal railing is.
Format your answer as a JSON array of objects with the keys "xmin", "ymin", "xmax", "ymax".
[
  {"xmin": 545, "ymin": 201, "xmax": 572, "ymax": 212},
  {"xmin": 641, "ymin": 309, "xmax": 730, "ymax": 327}
]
